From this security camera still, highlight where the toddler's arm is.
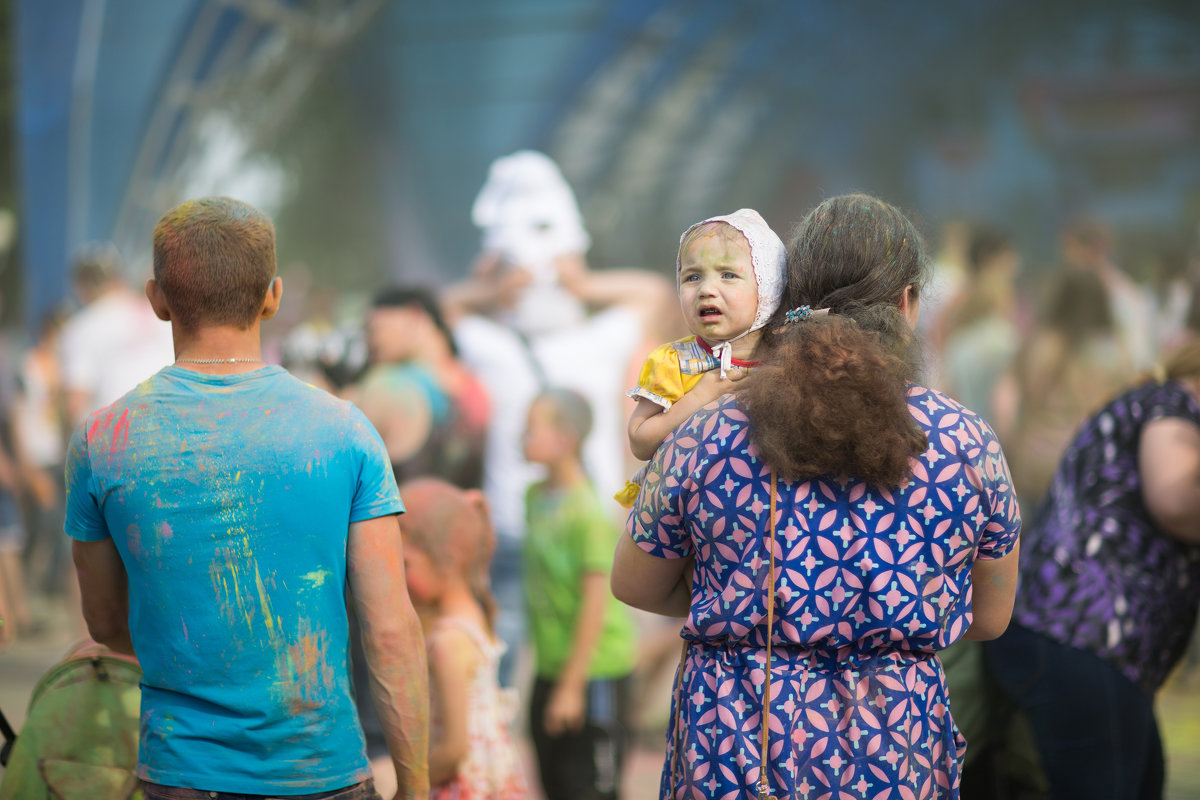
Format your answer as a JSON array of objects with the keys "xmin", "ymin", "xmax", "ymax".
[{"xmin": 628, "ymin": 369, "xmax": 744, "ymax": 461}]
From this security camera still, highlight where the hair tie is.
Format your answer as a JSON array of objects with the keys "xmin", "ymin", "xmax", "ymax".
[{"xmin": 784, "ymin": 305, "xmax": 830, "ymax": 325}]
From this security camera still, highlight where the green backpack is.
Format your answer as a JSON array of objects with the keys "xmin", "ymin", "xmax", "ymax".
[{"xmin": 0, "ymin": 642, "xmax": 142, "ymax": 800}]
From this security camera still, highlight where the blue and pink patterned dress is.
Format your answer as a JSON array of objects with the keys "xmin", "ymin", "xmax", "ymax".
[{"xmin": 628, "ymin": 386, "xmax": 1020, "ymax": 799}]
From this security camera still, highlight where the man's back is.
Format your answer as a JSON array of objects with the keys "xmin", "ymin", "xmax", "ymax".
[{"xmin": 65, "ymin": 365, "xmax": 403, "ymax": 795}]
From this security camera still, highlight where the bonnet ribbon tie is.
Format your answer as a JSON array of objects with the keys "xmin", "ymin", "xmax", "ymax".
[{"xmin": 712, "ymin": 330, "xmax": 752, "ymax": 379}]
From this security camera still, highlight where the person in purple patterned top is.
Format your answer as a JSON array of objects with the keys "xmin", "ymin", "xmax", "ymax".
[
  {"xmin": 984, "ymin": 339, "xmax": 1200, "ymax": 800},
  {"xmin": 612, "ymin": 194, "xmax": 1021, "ymax": 800}
]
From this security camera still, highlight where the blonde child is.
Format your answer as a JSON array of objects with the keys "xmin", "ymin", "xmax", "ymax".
[
  {"xmin": 522, "ymin": 389, "xmax": 636, "ymax": 800},
  {"xmin": 615, "ymin": 208, "xmax": 786, "ymax": 505},
  {"xmin": 398, "ymin": 477, "xmax": 529, "ymax": 800}
]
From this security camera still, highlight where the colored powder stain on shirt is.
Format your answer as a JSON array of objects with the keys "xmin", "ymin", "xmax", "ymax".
[
  {"xmin": 301, "ymin": 570, "xmax": 329, "ymax": 588},
  {"xmin": 254, "ymin": 560, "xmax": 277, "ymax": 635},
  {"xmin": 276, "ymin": 627, "xmax": 335, "ymax": 715},
  {"xmin": 112, "ymin": 407, "xmax": 132, "ymax": 450},
  {"xmin": 210, "ymin": 547, "xmax": 251, "ymax": 631},
  {"xmin": 126, "ymin": 523, "xmax": 143, "ymax": 560}
]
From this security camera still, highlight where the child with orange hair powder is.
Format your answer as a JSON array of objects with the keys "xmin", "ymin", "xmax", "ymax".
[{"xmin": 398, "ymin": 478, "xmax": 529, "ymax": 800}]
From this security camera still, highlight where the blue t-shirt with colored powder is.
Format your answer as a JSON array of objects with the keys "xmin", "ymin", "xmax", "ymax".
[{"xmin": 64, "ymin": 365, "xmax": 404, "ymax": 794}]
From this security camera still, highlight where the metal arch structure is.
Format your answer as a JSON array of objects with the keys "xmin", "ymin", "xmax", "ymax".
[
  {"xmin": 113, "ymin": 0, "xmax": 384, "ymax": 266},
  {"xmin": 16, "ymin": 0, "xmax": 383, "ymax": 331}
]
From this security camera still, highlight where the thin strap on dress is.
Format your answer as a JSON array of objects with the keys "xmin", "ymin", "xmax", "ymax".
[
  {"xmin": 758, "ymin": 468, "xmax": 778, "ymax": 800},
  {"xmin": 428, "ymin": 616, "xmax": 498, "ymax": 658}
]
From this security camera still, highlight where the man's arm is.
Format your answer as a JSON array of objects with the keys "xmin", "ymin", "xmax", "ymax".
[
  {"xmin": 440, "ymin": 252, "xmax": 532, "ymax": 325},
  {"xmin": 72, "ymin": 538, "xmax": 134, "ymax": 655},
  {"xmin": 347, "ymin": 514, "xmax": 430, "ymax": 800},
  {"xmin": 555, "ymin": 254, "xmax": 675, "ymax": 330}
]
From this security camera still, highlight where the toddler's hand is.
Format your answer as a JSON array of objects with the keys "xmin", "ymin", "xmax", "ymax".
[{"xmin": 692, "ymin": 368, "xmax": 745, "ymax": 406}]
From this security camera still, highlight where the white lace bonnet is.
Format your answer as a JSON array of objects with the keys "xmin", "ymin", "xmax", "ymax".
[{"xmin": 676, "ymin": 208, "xmax": 786, "ymax": 375}]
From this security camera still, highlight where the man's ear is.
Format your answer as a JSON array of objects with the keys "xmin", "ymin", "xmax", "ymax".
[
  {"xmin": 145, "ymin": 278, "xmax": 171, "ymax": 321},
  {"xmin": 261, "ymin": 276, "xmax": 283, "ymax": 320}
]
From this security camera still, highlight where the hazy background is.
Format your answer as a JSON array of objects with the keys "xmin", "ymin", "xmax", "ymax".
[{"xmin": 6, "ymin": 0, "xmax": 1200, "ymax": 330}]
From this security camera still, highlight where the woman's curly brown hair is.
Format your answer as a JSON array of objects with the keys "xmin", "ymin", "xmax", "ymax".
[
  {"xmin": 743, "ymin": 193, "xmax": 931, "ymax": 487},
  {"xmin": 742, "ymin": 317, "xmax": 925, "ymax": 486}
]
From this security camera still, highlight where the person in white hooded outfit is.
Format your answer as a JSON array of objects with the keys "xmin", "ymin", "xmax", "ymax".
[{"xmin": 445, "ymin": 151, "xmax": 672, "ymax": 686}]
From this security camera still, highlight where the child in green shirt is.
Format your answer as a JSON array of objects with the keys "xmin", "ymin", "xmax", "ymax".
[{"xmin": 522, "ymin": 388, "xmax": 636, "ymax": 800}]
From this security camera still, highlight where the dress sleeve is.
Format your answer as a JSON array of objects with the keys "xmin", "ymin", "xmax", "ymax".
[
  {"xmin": 626, "ymin": 343, "xmax": 685, "ymax": 411},
  {"xmin": 973, "ymin": 416, "xmax": 1022, "ymax": 561},
  {"xmin": 625, "ymin": 402, "xmax": 717, "ymax": 559},
  {"xmin": 1147, "ymin": 382, "xmax": 1200, "ymax": 426}
]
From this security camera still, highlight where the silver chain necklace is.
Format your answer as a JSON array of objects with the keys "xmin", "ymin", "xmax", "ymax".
[{"xmin": 175, "ymin": 358, "xmax": 263, "ymax": 365}]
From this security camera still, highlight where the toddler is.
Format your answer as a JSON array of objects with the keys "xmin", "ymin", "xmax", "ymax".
[
  {"xmin": 616, "ymin": 208, "xmax": 785, "ymax": 505},
  {"xmin": 398, "ymin": 477, "xmax": 529, "ymax": 800}
]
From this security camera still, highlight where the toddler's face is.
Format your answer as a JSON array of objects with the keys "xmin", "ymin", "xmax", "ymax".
[{"xmin": 678, "ymin": 227, "xmax": 758, "ymax": 345}]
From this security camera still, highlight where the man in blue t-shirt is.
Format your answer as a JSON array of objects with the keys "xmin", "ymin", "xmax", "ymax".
[{"xmin": 67, "ymin": 196, "xmax": 429, "ymax": 799}]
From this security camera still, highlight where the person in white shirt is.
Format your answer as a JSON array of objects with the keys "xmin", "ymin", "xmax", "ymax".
[{"xmin": 58, "ymin": 244, "xmax": 175, "ymax": 427}]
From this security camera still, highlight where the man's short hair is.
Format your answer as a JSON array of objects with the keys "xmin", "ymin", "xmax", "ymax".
[{"xmin": 152, "ymin": 197, "xmax": 276, "ymax": 330}]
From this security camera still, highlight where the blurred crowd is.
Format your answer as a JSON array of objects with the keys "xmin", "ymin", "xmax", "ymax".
[{"xmin": 0, "ymin": 150, "xmax": 1199, "ymax": 800}]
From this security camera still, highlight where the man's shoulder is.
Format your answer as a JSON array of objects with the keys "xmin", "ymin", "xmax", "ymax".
[
  {"xmin": 86, "ymin": 368, "xmax": 361, "ymax": 426},
  {"xmin": 270, "ymin": 371, "xmax": 373, "ymax": 422}
]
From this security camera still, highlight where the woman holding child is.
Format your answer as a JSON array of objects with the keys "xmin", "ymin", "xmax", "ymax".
[{"xmin": 612, "ymin": 194, "xmax": 1021, "ymax": 799}]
